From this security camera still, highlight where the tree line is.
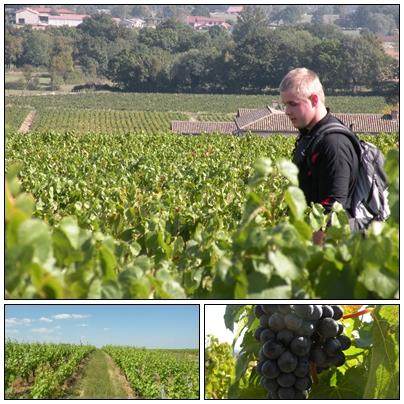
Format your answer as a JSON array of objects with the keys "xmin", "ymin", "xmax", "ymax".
[{"xmin": 5, "ymin": 7, "xmax": 398, "ymax": 100}]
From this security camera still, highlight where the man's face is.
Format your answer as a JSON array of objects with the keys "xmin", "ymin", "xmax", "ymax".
[{"xmin": 280, "ymin": 89, "xmax": 316, "ymax": 130}]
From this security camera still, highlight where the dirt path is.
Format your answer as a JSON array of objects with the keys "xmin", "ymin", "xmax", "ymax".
[
  {"xmin": 17, "ymin": 110, "xmax": 36, "ymax": 134},
  {"xmin": 69, "ymin": 349, "xmax": 137, "ymax": 399},
  {"xmin": 104, "ymin": 352, "xmax": 137, "ymax": 399}
]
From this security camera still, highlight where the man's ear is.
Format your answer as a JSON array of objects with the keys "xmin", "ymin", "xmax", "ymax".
[{"xmin": 311, "ymin": 94, "xmax": 318, "ymax": 106}]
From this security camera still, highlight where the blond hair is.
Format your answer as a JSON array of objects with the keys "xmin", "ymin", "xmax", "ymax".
[{"xmin": 279, "ymin": 68, "xmax": 325, "ymax": 103}]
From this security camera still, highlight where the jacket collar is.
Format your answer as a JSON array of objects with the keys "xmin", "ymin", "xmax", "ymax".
[{"xmin": 299, "ymin": 108, "xmax": 331, "ymax": 137}]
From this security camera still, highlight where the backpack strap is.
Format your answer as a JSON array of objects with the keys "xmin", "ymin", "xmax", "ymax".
[{"xmin": 305, "ymin": 121, "xmax": 361, "ymax": 167}]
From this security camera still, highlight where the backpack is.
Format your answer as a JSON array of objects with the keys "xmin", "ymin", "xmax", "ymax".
[{"xmin": 303, "ymin": 121, "xmax": 390, "ymax": 232}]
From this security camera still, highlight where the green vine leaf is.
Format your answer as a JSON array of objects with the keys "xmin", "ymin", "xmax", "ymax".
[{"xmin": 363, "ymin": 306, "xmax": 399, "ymax": 399}]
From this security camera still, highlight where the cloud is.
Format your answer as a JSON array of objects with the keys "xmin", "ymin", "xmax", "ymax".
[
  {"xmin": 78, "ymin": 324, "xmax": 88, "ymax": 327},
  {"xmin": 40, "ymin": 317, "xmax": 53, "ymax": 323},
  {"xmin": 22, "ymin": 318, "xmax": 33, "ymax": 324},
  {"xmin": 6, "ymin": 329, "xmax": 19, "ymax": 334},
  {"xmin": 103, "ymin": 328, "xmax": 111, "ymax": 331},
  {"xmin": 5, "ymin": 318, "xmax": 18, "ymax": 327},
  {"xmin": 53, "ymin": 314, "xmax": 90, "ymax": 320},
  {"xmin": 5, "ymin": 318, "xmax": 34, "ymax": 327},
  {"xmin": 32, "ymin": 327, "xmax": 53, "ymax": 334}
]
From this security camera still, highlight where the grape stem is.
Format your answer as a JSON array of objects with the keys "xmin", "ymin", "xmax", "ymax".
[
  {"xmin": 310, "ymin": 361, "xmax": 318, "ymax": 384},
  {"xmin": 342, "ymin": 308, "xmax": 373, "ymax": 319}
]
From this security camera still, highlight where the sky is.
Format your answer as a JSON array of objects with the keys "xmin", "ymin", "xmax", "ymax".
[
  {"xmin": 205, "ymin": 305, "xmax": 234, "ymax": 344},
  {"xmin": 205, "ymin": 305, "xmax": 244, "ymax": 352},
  {"xmin": 5, "ymin": 304, "xmax": 199, "ymax": 349}
]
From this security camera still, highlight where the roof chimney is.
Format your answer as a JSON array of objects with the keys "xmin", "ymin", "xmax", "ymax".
[{"xmin": 391, "ymin": 110, "xmax": 399, "ymax": 120}]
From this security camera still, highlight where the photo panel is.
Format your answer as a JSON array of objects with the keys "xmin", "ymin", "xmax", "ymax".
[
  {"xmin": 204, "ymin": 303, "xmax": 399, "ymax": 400},
  {"xmin": 5, "ymin": 303, "xmax": 200, "ymax": 400}
]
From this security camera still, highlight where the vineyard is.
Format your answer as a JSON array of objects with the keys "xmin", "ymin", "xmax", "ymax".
[
  {"xmin": 5, "ymin": 93, "xmax": 391, "ymax": 135},
  {"xmin": 5, "ymin": 342, "xmax": 199, "ymax": 399},
  {"xmin": 30, "ymin": 109, "xmax": 189, "ymax": 134},
  {"xmin": 5, "ymin": 130, "xmax": 398, "ymax": 299},
  {"xmin": 5, "ymin": 341, "xmax": 95, "ymax": 399},
  {"xmin": 5, "ymin": 106, "xmax": 32, "ymax": 132},
  {"xmin": 104, "ymin": 346, "xmax": 199, "ymax": 399},
  {"xmin": 5, "ymin": 93, "xmax": 390, "ymax": 113},
  {"xmin": 205, "ymin": 305, "xmax": 399, "ymax": 400}
]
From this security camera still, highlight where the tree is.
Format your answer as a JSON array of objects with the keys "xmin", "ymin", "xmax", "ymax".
[
  {"xmin": 191, "ymin": 5, "xmax": 210, "ymax": 17},
  {"xmin": 138, "ymin": 19, "xmax": 207, "ymax": 54},
  {"xmin": 107, "ymin": 46, "xmax": 173, "ymax": 92},
  {"xmin": 5, "ymin": 29, "xmax": 23, "ymax": 68},
  {"xmin": 75, "ymin": 5, "xmax": 99, "ymax": 15},
  {"xmin": 50, "ymin": 37, "xmax": 74, "ymax": 82},
  {"xmin": 110, "ymin": 5, "xmax": 130, "ymax": 19},
  {"xmin": 19, "ymin": 29, "xmax": 53, "ymax": 67},
  {"xmin": 336, "ymin": 34, "xmax": 386, "ymax": 92},
  {"xmin": 311, "ymin": 39, "xmax": 345, "ymax": 92},
  {"xmin": 271, "ymin": 5, "xmax": 306, "ymax": 25},
  {"xmin": 312, "ymin": 5, "xmax": 335, "ymax": 24},
  {"xmin": 161, "ymin": 5, "xmax": 191, "ymax": 20},
  {"xmin": 366, "ymin": 13, "xmax": 397, "ymax": 35},
  {"xmin": 171, "ymin": 48, "xmax": 222, "ymax": 92},
  {"xmin": 74, "ymin": 32, "xmax": 105, "ymax": 76},
  {"xmin": 349, "ymin": 5, "xmax": 398, "ymax": 34},
  {"xmin": 300, "ymin": 22, "xmax": 344, "ymax": 41},
  {"xmin": 269, "ymin": 28, "xmax": 319, "ymax": 88},
  {"xmin": 131, "ymin": 5, "xmax": 152, "ymax": 18},
  {"xmin": 232, "ymin": 6, "xmax": 269, "ymax": 43},
  {"xmin": 207, "ymin": 26, "xmax": 232, "ymax": 50},
  {"xmin": 77, "ymin": 13, "xmax": 121, "ymax": 42}
]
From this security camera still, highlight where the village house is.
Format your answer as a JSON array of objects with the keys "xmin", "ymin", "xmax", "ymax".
[
  {"xmin": 119, "ymin": 17, "xmax": 146, "ymax": 29},
  {"xmin": 171, "ymin": 103, "xmax": 399, "ymax": 136},
  {"xmin": 185, "ymin": 15, "xmax": 231, "ymax": 30},
  {"xmin": 226, "ymin": 6, "xmax": 244, "ymax": 14},
  {"xmin": 15, "ymin": 7, "xmax": 88, "ymax": 28}
]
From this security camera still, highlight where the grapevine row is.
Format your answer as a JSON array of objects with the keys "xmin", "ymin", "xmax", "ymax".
[
  {"xmin": 5, "ymin": 341, "xmax": 94, "ymax": 399},
  {"xmin": 5, "ymin": 93, "xmax": 390, "ymax": 113},
  {"xmin": 103, "ymin": 346, "xmax": 199, "ymax": 399},
  {"xmin": 5, "ymin": 132, "xmax": 398, "ymax": 299}
]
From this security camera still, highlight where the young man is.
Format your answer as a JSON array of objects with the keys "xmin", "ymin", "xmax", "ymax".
[{"xmin": 279, "ymin": 68, "xmax": 359, "ymax": 243}]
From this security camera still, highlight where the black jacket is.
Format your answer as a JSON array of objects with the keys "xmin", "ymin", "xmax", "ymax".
[{"xmin": 292, "ymin": 112, "xmax": 359, "ymax": 214}]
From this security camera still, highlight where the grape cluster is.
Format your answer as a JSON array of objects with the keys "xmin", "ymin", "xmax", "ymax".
[{"xmin": 254, "ymin": 304, "xmax": 352, "ymax": 399}]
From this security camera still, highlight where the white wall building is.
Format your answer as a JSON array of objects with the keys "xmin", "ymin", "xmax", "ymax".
[
  {"xmin": 120, "ymin": 18, "xmax": 146, "ymax": 29},
  {"xmin": 15, "ymin": 7, "xmax": 88, "ymax": 27}
]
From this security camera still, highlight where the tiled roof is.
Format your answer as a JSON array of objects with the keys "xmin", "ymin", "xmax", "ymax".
[
  {"xmin": 235, "ymin": 107, "xmax": 271, "ymax": 129},
  {"xmin": 171, "ymin": 109, "xmax": 399, "ymax": 135},
  {"xmin": 31, "ymin": 7, "xmax": 75, "ymax": 14},
  {"xmin": 240, "ymin": 112, "xmax": 399, "ymax": 134},
  {"xmin": 243, "ymin": 114, "xmax": 297, "ymax": 133},
  {"xmin": 334, "ymin": 113, "xmax": 399, "ymax": 133},
  {"xmin": 186, "ymin": 16, "xmax": 225, "ymax": 24},
  {"xmin": 49, "ymin": 14, "xmax": 88, "ymax": 20},
  {"xmin": 227, "ymin": 6, "xmax": 244, "ymax": 13},
  {"xmin": 171, "ymin": 121, "xmax": 236, "ymax": 134}
]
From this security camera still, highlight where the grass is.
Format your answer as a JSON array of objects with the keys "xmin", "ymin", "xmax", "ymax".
[{"xmin": 69, "ymin": 350, "xmax": 134, "ymax": 399}]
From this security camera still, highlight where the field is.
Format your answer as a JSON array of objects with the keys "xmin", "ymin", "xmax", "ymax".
[
  {"xmin": 5, "ymin": 92, "xmax": 390, "ymax": 113},
  {"xmin": 5, "ymin": 341, "xmax": 199, "ymax": 399},
  {"xmin": 5, "ymin": 93, "xmax": 399, "ymax": 299}
]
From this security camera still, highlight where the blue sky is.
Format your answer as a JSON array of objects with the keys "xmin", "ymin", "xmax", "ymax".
[{"xmin": 5, "ymin": 305, "xmax": 199, "ymax": 349}]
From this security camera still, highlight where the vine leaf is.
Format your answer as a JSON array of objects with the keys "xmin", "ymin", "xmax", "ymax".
[
  {"xmin": 224, "ymin": 305, "xmax": 245, "ymax": 332},
  {"xmin": 309, "ymin": 367, "xmax": 367, "ymax": 399},
  {"xmin": 363, "ymin": 305, "xmax": 399, "ymax": 399}
]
